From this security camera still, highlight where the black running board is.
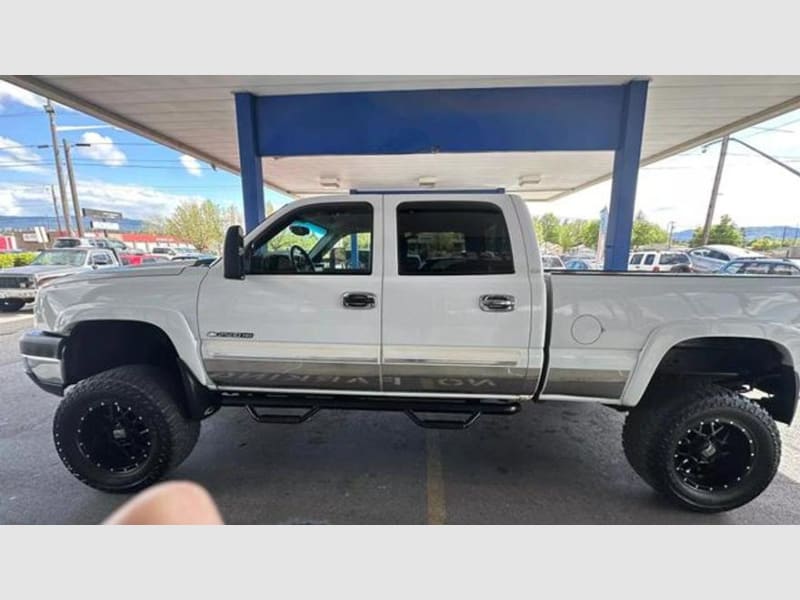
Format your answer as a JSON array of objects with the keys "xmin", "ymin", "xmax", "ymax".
[{"xmin": 220, "ymin": 393, "xmax": 521, "ymax": 430}]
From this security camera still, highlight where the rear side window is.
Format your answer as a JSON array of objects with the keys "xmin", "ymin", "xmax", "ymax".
[
  {"xmin": 643, "ymin": 254, "xmax": 655, "ymax": 265},
  {"xmin": 742, "ymin": 262, "xmax": 770, "ymax": 274},
  {"xmin": 397, "ymin": 201, "xmax": 514, "ymax": 275},
  {"xmin": 770, "ymin": 263, "xmax": 799, "ymax": 275},
  {"xmin": 629, "ymin": 253, "xmax": 643, "ymax": 265},
  {"xmin": 659, "ymin": 253, "xmax": 689, "ymax": 265}
]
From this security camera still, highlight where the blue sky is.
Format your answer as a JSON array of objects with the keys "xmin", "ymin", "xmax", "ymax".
[
  {"xmin": 0, "ymin": 81, "xmax": 292, "ymax": 221},
  {"xmin": 2, "ymin": 79, "xmax": 800, "ymax": 231}
]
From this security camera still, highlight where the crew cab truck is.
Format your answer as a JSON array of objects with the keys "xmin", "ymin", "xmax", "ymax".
[{"xmin": 19, "ymin": 192, "xmax": 800, "ymax": 513}]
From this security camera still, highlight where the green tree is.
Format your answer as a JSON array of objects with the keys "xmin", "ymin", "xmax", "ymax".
[
  {"xmin": 579, "ymin": 220, "xmax": 600, "ymax": 249},
  {"xmin": 532, "ymin": 213, "xmax": 562, "ymax": 245},
  {"xmin": 165, "ymin": 199, "xmax": 225, "ymax": 252},
  {"xmin": 631, "ymin": 212, "xmax": 668, "ymax": 248},
  {"xmin": 689, "ymin": 214, "xmax": 744, "ymax": 247},
  {"xmin": 749, "ymin": 236, "xmax": 779, "ymax": 252}
]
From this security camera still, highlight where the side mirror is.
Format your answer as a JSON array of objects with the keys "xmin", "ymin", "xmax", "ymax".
[{"xmin": 223, "ymin": 225, "xmax": 244, "ymax": 280}]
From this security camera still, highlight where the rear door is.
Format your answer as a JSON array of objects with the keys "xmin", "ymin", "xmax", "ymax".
[{"xmin": 381, "ymin": 194, "xmax": 534, "ymax": 397}]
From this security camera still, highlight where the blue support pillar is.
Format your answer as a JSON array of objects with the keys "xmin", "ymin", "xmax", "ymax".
[
  {"xmin": 604, "ymin": 80, "xmax": 649, "ymax": 271},
  {"xmin": 234, "ymin": 92, "xmax": 265, "ymax": 232}
]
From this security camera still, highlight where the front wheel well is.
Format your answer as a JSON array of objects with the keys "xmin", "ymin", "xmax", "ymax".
[
  {"xmin": 62, "ymin": 320, "xmax": 216, "ymax": 420},
  {"xmin": 646, "ymin": 336, "xmax": 797, "ymax": 424}
]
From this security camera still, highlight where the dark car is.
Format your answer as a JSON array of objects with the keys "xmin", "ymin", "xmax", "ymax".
[{"xmin": 718, "ymin": 258, "xmax": 800, "ymax": 276}]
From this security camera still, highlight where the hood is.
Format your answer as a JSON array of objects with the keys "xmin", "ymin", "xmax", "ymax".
[
  {"xmin": 75, "ymin": 263, "xmax": 190, "ymax": 281},
  {"xmin": 1, "ymin": 264, "xmax": 87, "ymax": 278}
]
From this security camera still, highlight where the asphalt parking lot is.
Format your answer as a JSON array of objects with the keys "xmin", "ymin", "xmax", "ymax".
[{"xmin": 2, "ymin": 307, "xmax": 800, "ymax": 524}]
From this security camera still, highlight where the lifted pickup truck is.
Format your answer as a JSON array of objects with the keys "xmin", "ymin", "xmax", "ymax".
[{"xmin": 19, "ymin": 192, "xmax": 800, "ymax": 512}]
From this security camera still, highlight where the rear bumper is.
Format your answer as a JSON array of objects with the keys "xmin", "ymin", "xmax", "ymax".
[
  {"xmin": 19, "ymin": 330, "xmax": 65, "ymax": 396},
  {"xmin": 0, "ymin": 288, "xmax": 36, "ymax": 300}
]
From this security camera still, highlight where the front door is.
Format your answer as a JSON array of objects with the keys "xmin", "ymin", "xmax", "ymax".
[
  {"xmin": 198, "ymin": 197, "xmax": 382, "ymax": 392},
  {"xmin": 380, "ymin": 195, "xmax": 534, "ymax": 397}
]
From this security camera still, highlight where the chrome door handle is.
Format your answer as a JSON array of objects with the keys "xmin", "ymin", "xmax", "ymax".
[
  {"xmin": 342, "ymin": 292, "xmax": 376, "ymax": 309},
  {"xmin": 479, "ymin": 294, "xmax": 515, "ymax": 312}
]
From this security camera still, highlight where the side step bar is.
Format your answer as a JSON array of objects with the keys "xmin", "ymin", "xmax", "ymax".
[{"xmin": 220, "ymin": 393, "xmax": 521, "ymax": 430}]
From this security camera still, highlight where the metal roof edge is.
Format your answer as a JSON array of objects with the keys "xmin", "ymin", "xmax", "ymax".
[
  {"xmin": 1, "ymin": 75, "xmax": 295, "ymax": 199},
  {"xmin": 542, "ymin": 93, "xmax": 800, "ymax": 203}
]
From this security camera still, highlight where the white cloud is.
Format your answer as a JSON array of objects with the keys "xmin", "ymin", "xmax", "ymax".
[
  {"xmin": 0, "ymin": 180, "xmax": 209, "ymax": 220},
  {"xmin": 0, "ymin": 135, "xmax": 46, "ymax": 173},
  {"xmin": 75, "ymin": 132, "xmax": 127, "ymax": 166},
  {"xmin": 0, "ymin": 80, "xmax": 44, "ymax": 111},
  {"xmin": 57, "ymin": 124, "xmax": 116, "ymax": 132},
  {"xmin": 180, "ymin": 154, "xmax": 203, "ymax": 177}
]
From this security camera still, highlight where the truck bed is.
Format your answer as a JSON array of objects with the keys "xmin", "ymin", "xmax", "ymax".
[{"xmin": 542, "ymin": 271, "xmax": 800, "ymax": 403}]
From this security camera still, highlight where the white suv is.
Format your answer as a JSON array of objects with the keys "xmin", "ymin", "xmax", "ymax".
[{"xmin": 629, "ymin": 250, "xmax": 692, "ymax": 272}]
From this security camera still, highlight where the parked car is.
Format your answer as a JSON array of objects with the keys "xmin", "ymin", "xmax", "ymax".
[
  {"xmin": 1, "ymin": 247, "xmax": 119, "ymax": 312},
  {"xmin": 52, "ymin": 236, "xmax": 95, "ymax": 249},
  {"xmin": 150, "ymin": 246, "xmax": 177, "ymax": 257},
  {"xmin": 629, "ymin": 250, "xmax": 692, "ymax": 273},
  {"xmin": 90, "ymin": 238, "xmax": 128, "ymax": 251},
  {"xmin": 120, "ymin": 252, "xmax": 172, "ymax": 266},
  {"xmin": 19, "ymin": 191, "xmax": 800, "ymax": 513},
  {"xmin": 541, "ymin": 254, "xmax": 565, "ymax": 270},
  {"xmin": 563, "ymin": 258, "xmax": 599, "ymax": 270},
  {"xmin": 719, "ymin": 258, "xmax": 800, "ymax": 276},
  {"xmin": 687, "ymin": 245, "xmax": 763, "ymax": 273}
]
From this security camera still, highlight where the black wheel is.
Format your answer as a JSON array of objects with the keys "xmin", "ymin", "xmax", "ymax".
[
  {"xmin": 0, "ymin": 299, "xmax": 25, "ymax": 312},
  {"xmin": 623, "ymin": 383, "xmax": 780, "ymax": 512},
  {"xmin": 53, "ymin": 365, "xmax": 201, "ymax": 493}
]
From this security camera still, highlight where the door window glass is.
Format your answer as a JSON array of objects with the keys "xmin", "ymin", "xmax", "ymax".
[
  {"xmin": 629, "ymin": 253, "xmax": 643, "ymax": 265},
  {"xmin": 248, "ymin": 203, "xmax": 373, "ymax": 275},
  {"xmin": 643, "ymin": 254, "xmax": 655, "ymax": 265},
  {"xmin": 397, "ymin": 201, "xmax": 514, "ymax": 275}
]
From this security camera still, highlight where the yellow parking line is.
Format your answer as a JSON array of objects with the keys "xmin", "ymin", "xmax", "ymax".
[{"xmin": 426, "ymin": 430, "xmax": 447, "ymax": 524}]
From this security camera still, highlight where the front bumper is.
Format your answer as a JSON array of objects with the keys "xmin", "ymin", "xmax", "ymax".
[
  {"xmin": 0, "ymin": 288, "xmax": 36, "ymax": 300},
  {"xmin": 20, "ymin": 330, "xmax": 65, "ymax": 396}
]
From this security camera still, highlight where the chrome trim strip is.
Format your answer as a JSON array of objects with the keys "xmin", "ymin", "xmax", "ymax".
[
  {"xmin": 538, "ymin": 393, "xmax": 624, "ymax": 405},
  {"xmin": 383, "ymin": 358, "xmax": 519, "ymax": 367},
  {"xmin": 215, "ymin": 384, "xmax": 525, "ymax": 401},
  {"xmin": 21, "ymin": 354, "xmax": 60, "ymax": 363},
  {"xmin": 205, "ymin": 354, "xmax": 377, "ymax": 364}
]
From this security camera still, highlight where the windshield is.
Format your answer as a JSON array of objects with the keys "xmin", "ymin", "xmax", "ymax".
[{"xmin": 31, "ymin": 250, "xmax": 87, "ymax": 267}]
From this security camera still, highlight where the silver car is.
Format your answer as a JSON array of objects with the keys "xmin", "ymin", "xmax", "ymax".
[
  {"xmin": 0, "ymin": 248, "xmax": 119, "ymax": 312},
  {"xmin": 687, "ymin": 244, "xmax": 763, "ymax": 273}
]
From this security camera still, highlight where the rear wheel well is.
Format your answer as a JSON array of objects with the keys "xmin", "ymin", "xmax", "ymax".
[
  {"xmin": 647, "ymin": 336, "xmax": 797, "ymax": 424},
  {"xmin": 62, "ymin": 320, "xmax": 214, "ymax": 420}
]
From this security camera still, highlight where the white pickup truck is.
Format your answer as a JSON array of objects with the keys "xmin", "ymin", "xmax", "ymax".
[{"xmin": 19, "ymin": 192, "xmax": 800, "ymax": 512}]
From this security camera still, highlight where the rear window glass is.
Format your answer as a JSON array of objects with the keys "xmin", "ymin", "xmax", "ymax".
[{"xmin": 397, "ymin": 201, "xmax": 514, "ymax": 275}]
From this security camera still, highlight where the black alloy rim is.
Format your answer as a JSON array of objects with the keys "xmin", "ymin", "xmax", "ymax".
[
  {"xmin": 77, "ymin": 401, "xmax": 154, "ymax": 473},
  {"xmin": 673, "ymin": 418, "xmax": 755, "ymax": 492}
]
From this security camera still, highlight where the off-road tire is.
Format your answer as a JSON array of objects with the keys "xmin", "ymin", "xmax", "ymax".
[
  {"xmin": 623, "ymin": 382, "xmax": 780, "ymax": 512},
  {"xmin": 53, "ymin": 365, "xmax": 201, "ymax": 493},
  {"xmin": 0, "ymin": 299, "xmax": 25, "ymax": 312}
]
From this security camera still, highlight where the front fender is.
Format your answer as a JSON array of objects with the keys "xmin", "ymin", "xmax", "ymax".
[{"xmin": 621, "ymin": 318, "xmax": 800, "ymax": 407}]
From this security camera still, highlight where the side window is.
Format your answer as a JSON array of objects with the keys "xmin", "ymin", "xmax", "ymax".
[
  {"xmin": 691, "ymin": 249, "xmax": 708, "ymax": 258},
  {"xmin": 643, "ymin": 254, "xmax": 655, "ymax": 265},
  {"xmin": 708, "ymin": 250, "xmax": 729, "ymax": 261},
  {"xmin": 397, "ymin": 201, "xmax": 514, "ymax": 275},
  {"xmin": 90, "ymin": 250, "xmax": 113, "ymax": 265},
  {"xmin": 742, "ymin": 262, "xmax": 769, "ymax": 274},
  {"xmin": 722, "ymin": 262, "xmax": 743, "ymax": 273},
  {"xmin": 629, "ymin": 253, "xmax": 643, "ymax": 265},
  {"xmin": 248, "ymin": 202, "xmax": 373, "ymax": 275},
  {"xmin": 770, "ymin": 263, "xmax": 798, "ymax": 275}
]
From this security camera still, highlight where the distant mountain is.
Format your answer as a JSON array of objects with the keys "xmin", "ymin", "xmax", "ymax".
[
  {"xmin": 0, "ymin": 215, "xmax": 145, "ymax": 232},
  {"xmin": 672, "ymin": 226, "xmax": 800, "ymax": 244}
]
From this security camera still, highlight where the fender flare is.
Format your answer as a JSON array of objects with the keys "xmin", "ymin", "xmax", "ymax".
[
  {"xmin": 620, "ymin": 319, "xmax": 800, "ymax": 407},
  {"xmin": 55, "ymin": 306, "xmax": 211, "ymax": 387}
]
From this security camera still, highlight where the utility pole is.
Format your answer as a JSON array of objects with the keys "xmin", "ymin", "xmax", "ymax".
[
  {"xmin": 49, "ymin": 185, "xmax": 62, "ymax": 233},
  {"xmin": 44, "ymin": 99, "xmax": 71, "ymax": 235},
  {"xmin": 702, "ymin": 135, "xmax": 729, "ymax": 245},
  {"xmin": 62, "ymin": 140, "xmax": 85, "ymax": 236},
  {"xmin": 667, "ymin": 221, "xmax": 675, "ymax": 249}
]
